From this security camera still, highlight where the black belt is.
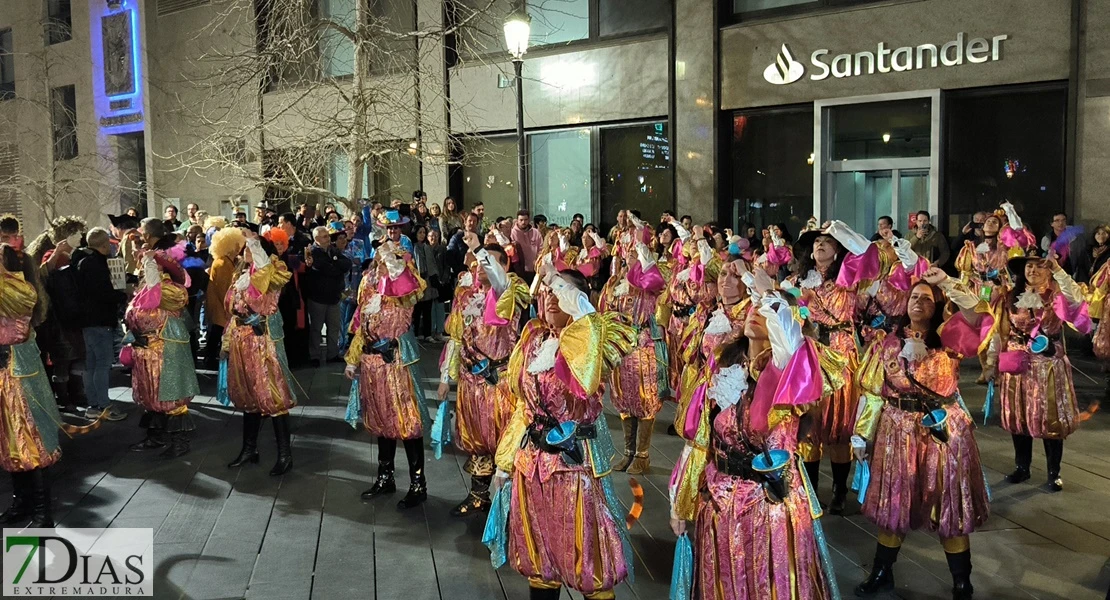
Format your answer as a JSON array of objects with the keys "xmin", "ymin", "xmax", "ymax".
[
  {"xmin": 364, "ymin": 338, "xmax": 398, "ymax": 363},
  {"xmin": 526, "ymin": 417, "xmax": 597, "ymax": 455},
  {"xmin": 890, "ymin": 395, "xmax": 949, "ymax": 414},
  {"xmin": 466, "ymin": 356, "xmax": 509, "ymax": 386},
  {"xmin": 712, "ymin": 447, "xmax": 759, "ymax": 481},
  {"xmin": 234, "ymin": 315, "xmax": 267, "ymax": 336},
  {"xmin": 131, "ymin": 333, "xmax": 150, "ymax": 349},
  {"xmin": 0, "ymin": 344, "xmax": 9, "ymax": 369},
  {"xmin": 672, "ymin": 304, "xmax": 695, "ymax": 319}
]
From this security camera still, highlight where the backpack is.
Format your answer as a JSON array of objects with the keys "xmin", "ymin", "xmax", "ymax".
[{"xmin": 47, "ymin": 260, "xmax": 88, "ymax": 329}]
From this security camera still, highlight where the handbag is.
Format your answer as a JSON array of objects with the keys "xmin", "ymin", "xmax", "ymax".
[{"xmin": 997, "ymin": 350, "xmax": 1030, "ymax": 374}]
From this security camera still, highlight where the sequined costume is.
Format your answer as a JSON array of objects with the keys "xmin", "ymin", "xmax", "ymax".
[
  {"xmin": 599, "ymin": 247, "xmax": 670, "ymax": 475},
  {"xmin": 124, "ymin": 249, "xmax": 200, "ymax": 457},
  {"xmin": 491, "ymin": 312, "xmax": 636, "ymax": 599},
  {"xmin": 220, "ymin": 240, "xmax": 297, "ymax": 476},
  {"xmin": 440, "ymin": 253, "xmax": 530, "ymax": 515},
  {"xmin": 993, "ymin": 263, "xmax": 1089, "ymax": 490},
  {"xmin": 669, "ymin": 300, "xmax": 838, "ymax": 600},
  {"xmin": 0, "ymin": 262, "xmax": 63, "ymax": 528},
  {"xmin": 346, "ymin": 235, "xmax": 431, "ymax": 509},
  {"xmin": 1087, "ymin": 260, "xmax": 1110, "ymax": 361}
]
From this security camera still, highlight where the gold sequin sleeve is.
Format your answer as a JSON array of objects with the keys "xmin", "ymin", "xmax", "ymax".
[
  {"xmin": 251, "ymin": 258, "xmax": 292, "ymax": 294},
  {"xmin": 854, "ymin": 333, "xmax": 887, "ymax": 440},
  {"xmin": 495, "ymin": 274, "xmax": 532, "ymax": 321},
  {"xmin": 954, "ymin": 242, "xmax": 975, "ymax": 279},
  {"xmin": 0, "ymin": 272, "xmax": 36, "ymax": 319},
  {"xmin": 558, "ymin": 312, "xmax": 637, "ymax": 397},
  {"xmin": 158, "ymin": 279, "xmax": 188, "ymax": 313},
  {"xmin": 818, "ymin": 344, "xmax": 849, "ymax": 397},
  {"xmin": 495, "ymin": 320, "xmax": 543, "ymax": 473}
]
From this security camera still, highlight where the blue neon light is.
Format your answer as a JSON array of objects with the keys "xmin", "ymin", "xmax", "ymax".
[
  {"xmin": 105, "ymin": 3, "xmax": 141, "ymax": 101},
  {"xmin": 97, "ymin": 0, "xmax": 143, "ymax": 133}
]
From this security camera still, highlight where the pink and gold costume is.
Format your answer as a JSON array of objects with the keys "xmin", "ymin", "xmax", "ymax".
[
  {"xmin": 222, "ymin": 259, "xmax": 296, "ymax": 416},
  {"xmin": 600, "ymin": 260, "xmax": 669, "ymax": 419},
  {"xmin": 1087, "ymin": 260, "xmax": 1110, "ymax": 361},
  {"xmin": 494, "ymin": 312, "xmax": 636, "ymax": 598},
  {"xmin": 126, "ymin": 269, "xmax": 198, "ymax": 416}
]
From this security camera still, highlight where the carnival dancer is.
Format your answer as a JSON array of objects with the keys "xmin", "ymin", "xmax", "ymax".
[
  {"xmin": 670, "ymin": 237, "xmax": 723, "ymax": 427},
  {"xmin": 123, "ymin": 218, "xmax": 200, "ymax": 458},
  {"xmin": 599, "ymin": 226, "xmax": 670, "ymax": 475},
  {"xmin": 345, "ymin": 210, "xmax": 430, "ymax": 509},
  {"xmin": 993, "ymin": 248, "xmax": 1090, "ymax": 492},
  {"xmin": 488, "ymin": 268, "xmax": 636, "ymax": 600},
  {"xmin": 669, "ymin": 287, "xmax": 838, "ymax": 600},
  {"xmin": 857, "ymin": 238, "xmax": 927, "ymax": 345},
  {"xmin": 1088, "ymin": 248, "xmax": 1110, "ymax": 413},
  {"xmin": 853, "ymin": 267, "xmax": 992, "ymax": 599},
  {"xmin": 438, "ymin": 233, "xmax": 530, "ymax": 516},
  {"xmin": 778, "ymin": 220, "xmax": 879, "ymax": 513},
  {"xmin": 0, "ymin": 234, "xmax": 63, "ymax": 528},
  {"xmin": 221, "ymin": 231, "xmax": 297, "ymax": 476},
  {"xmin": 953, "ymin": 203, "xmax": 1036, "ymax": 382},
  {"xmin": 660, "ymin": 221, "xmax": 697, "ymax": 399}
]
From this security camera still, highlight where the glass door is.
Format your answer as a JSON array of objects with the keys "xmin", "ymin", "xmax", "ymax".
[{"xmin": 827, "ymin": 168, "xmax": 930, "ymax": 236}]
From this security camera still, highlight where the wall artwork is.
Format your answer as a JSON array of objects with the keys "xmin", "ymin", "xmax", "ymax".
[{"xmin": 101, "ymin": 11, "xmax": 134, "ymax": 97}]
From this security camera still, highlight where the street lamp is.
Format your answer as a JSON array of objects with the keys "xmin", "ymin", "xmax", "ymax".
[{"xmin": 504, "ymin": 5, "xmax": 530, "ymax": 211}]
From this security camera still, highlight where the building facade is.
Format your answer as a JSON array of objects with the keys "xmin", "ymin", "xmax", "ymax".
[{"xmin": 0, "ymin": 0, "xmax": 1106, "ymax": 241}]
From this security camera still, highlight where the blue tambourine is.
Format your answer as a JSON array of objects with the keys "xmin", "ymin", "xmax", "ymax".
[
  {"xmin": 870, "ymin": 314, "xmax": 886, "ymax": 329},
  {"xmin": 1030, "ymin": 334, "xmax": 1050, "ymax": 355},
  {"xmin": 986, "ymin": 268, "xmax": 999, "ymax": 279},
  {"xmin": 752, "ymin": 449, "xmax": 792, "ymax": 503},
  {"xmin": 921, "ymin": 408, "xmax": 949, "ymax": 443},
  {"xmin": 545, "ymin": 421, "xmax": 583, "ymax": 465}
]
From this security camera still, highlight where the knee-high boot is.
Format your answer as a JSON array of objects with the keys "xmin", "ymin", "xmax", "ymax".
[
  {"xmin": 529, "ymin": 586, "xmax": 561, "ymax": 600},
  {"xmin": 1007, "ymin": 434, "xmax": 1033, "ymax": 483},
  {"xmin": 830, "ymin": 461, "xmax": 851, "ymax": 514},
  {"xmin": 1044, "ymin": 438, "xmax": 1064, "ymax": 492},
  {"xmin": 803, "ymin": 460, "xmax": 821, "ymax": 491},
  {"xmin": 27, "ymin": 468, "xmax": 53, "ymax": 528},
  {"xmin": 398, "ymin": 437, "xmax": 427, "ymax": 509},
  {"xmin": 450, "ymin": 473, "xmax": 492, "ymax": 517},
  {"xmin": 611, "ymin": 417, "xmax": 637, "ymax": 472},
  {"xmin": 627, "ymin": 418, "xmax": 654, "ymax": 475},
  {"xmin": 130, "ymin": 412, "xmax": 168, "ymax": 451},
  {"xmin": 0, "ymin": 471, "xmax": 31, "ymax": 525},
  {"xmin": 161, "ymin": 412, "xmax": 195, "ymax": 459},
  {"xmin": 361, "ymin": 437, "xmax": 397, "ymax": 499},
  {"xmin": 946, "ymin": 550, "xmax": 974, "ymax": 599},
  {"xmin": 855, "ymin": 541, "xmax": 900, "ymax": 595},
  {"xmin": 269, "ymin": 415, "xmax": 293, "ymax": 476},
  {"xmin": 228, "ymin": 413, "xmax": 262, "ymax": 468}
]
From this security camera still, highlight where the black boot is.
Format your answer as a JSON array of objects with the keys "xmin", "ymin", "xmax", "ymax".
[
  {"xmin": 398, "ymin": 437, "xmax": 427, "ymax": 509},
  {"xmin": 529, "ymin": 586, "xmax": 561, "ymax": 600},
  {"xmin": 26, "ymin": 468, "xmax": 53, "ymax": 528},
  {"xmin": 0, "ymin": 471, "xmax": 31, "ymax": 525},
  {"xmin": 803, "ymin": 460, "xmax": 821, "ymax": 490},
  {"xmin": 361, "ymin": 438, "xmax": 397, "ymax": 500},
  {"xmin": 450, "ymin": 474, "xmax": 492, "ymax": 517},
  {"xmin": 160, "ymin": 413, "xmax": 194, "ymax": 459},
  {"xmin": 1043, "ymin": 439, "xmax": 1063, "ymax": 492},
  {"xmin": 269, "ymin": 415, "xmax": 293, "ymax": 476},
  {"xmin": 1006, "ymin": 434, "xmax": 1033, "ymax": 483},
  {"xmin": 830, "ymin": 461, "xmax": 851, "ymax": 515},
  {"xmin": 855, "ymin": 542, "xmax": 899, "ymax": 596},
  {"xmin": 228, "ymin": 413, "xmax": 262, "ymax": 468},
  {"xmin": 130, "ymin": 412, "xmax": 168, "ymax": 451},
  {"xmin": 946, "ymin": 550, "xmax": 974, "ymax": 599}
]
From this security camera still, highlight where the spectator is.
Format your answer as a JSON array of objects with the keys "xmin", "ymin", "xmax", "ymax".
[
  {"xmin": 680, "ymin": 215, "xmax": 693, "ymax": 231},
  {"xmin": 660, "ymin": 210, "xmax": 675, "ymax": 224},
  {"xmin": 232, "ymin": 209, "xmax": 259, "ymax": 233},
  {"xmin": 181, "ymin": 225, "xmax": 210, "ymax": 358},
  {"xmin": 533, "ymin": 214, "xmax": 549, "ymax": 240},
  {"xmin": 411, "ymin": 226, "xmax": 441, "ymax": 342},
  {"xmin": 473, "ymin": 201, "xmax": 489, "ymax": 232},
  {"xmin": 1041, "ymin": 212, "xmax": 1080, "ymax": 274},
  {"xmin": 413, "ymin": 202, "xmax": 431, "ymax": 231},
  {"xmin": 511, "ymin": 209, "xmax": 542, "ymax": 283},
  {"xmin": 163, "ymin": 205, "xmax": 182, "ymax": 231},
  {"xmin": 303, "ymin": 226, "xmax": 351, "ymax": 367},
  {"xmin": 177, "ymin": 203, "xmax": 200, "ymax": 233},
  {"xmin": 440, "ymin": 196, "xmax": 464, "ymax": 236},
  {"xmin": 955, "ymin": 211, "xmax": 987, "ymax": 246},
  {"xmin": 427, "ymin": 203, "xmax": 442, "ymax": 236},
  {"xmin": 427, "ymin": 228, "xmax": 448, "ymax": 341},
  {"xmin": 870, "ymin": 215, "xmax": 903, "ymax": 242},
  {"xmin": 73, "ymin": 228, "xmax": 128, "ymax": 421},
  {"xmin": 1075, "ymin": 225, "xmax": 1110, "ymax": 284},
  {"xmin": 567, "ymin": 216, "xmax": 584, "ymax": 247},
  {"xmin": 336, "ymin": 228, "xmax": 365, "ymax": 352},
  {"xmin": 205, "ymin": 227, "xmax": 244, "ymax": 369},
  {"xmin": 297, "ymin": 203, "xmax": 324, "ymax": 232},
  {"xmin": 909, "ymin": 210, "xmax": 950, "ymax": 267},
  {"xmin": 448, "ymin": 211, "xmax": 481, "ymax": 284},
  {"xmin": 279, "ymin": 212, "xmax": 310, "ymax": 255}
]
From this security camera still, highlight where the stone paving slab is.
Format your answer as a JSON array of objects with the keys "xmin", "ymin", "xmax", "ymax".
[{"xmin": 11, "ymin": 345, "xmax": 1108, "ymax": 599}]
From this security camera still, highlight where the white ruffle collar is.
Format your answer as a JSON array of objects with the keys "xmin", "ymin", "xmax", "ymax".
[
  {"xmin": 708, "ymin": 364, "xmax": 749, "ymax": 410},
  {"xmin": 799, "ymin": 269, "xmax": 823, "ymax": 290},
  {"xmin": 704, "ymin": 308, "xmax": 732, "ymax": 335},
  {"xmin": 527, "ymin": 338, "xmax": 560, "ymax": 374}
]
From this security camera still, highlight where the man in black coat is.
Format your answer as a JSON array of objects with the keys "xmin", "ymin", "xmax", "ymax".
[
  {"xmin": 74, "ymin": 227, "xmax": 129, "ymax": 421},
  {"xmin": 303, "ymin": 225, "xmax": 352, "ymax": 367}
]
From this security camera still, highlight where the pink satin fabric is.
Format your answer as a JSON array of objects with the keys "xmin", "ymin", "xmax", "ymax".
[
  {"xmin": 751, "ymin": 340, "xmax": 824, "ymax": 433},
  {"xmin": 1000, "ymin": 226, "xmax": 1035, "ymax": 249},
  {"xmin": 836, "ymin": 243, "xmax": 880, "ymax": 287},
  {"xmin": 626, "ymin": 261, "xmax": 665, "ymax": 294},
  {"xmin": 940, "ymin": 311, "xmax": 994, "ymax": 358}
]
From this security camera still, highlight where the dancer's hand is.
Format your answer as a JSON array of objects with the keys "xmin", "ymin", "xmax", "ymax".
[
  {"xmin": 343, "ymin": 364, "xmax": 357, "ymax": 380},
  {"xmin": 853, "ymin": 445, "xmax": 869, "ymax": 463},
  {"xmin": 437, "ymin": 382, "xmax": 449, "ymax": 401},
  {"xmin": 670, "ymin": 518, "xmax": 686, "ymax": 536},
  {"xmin": 491, "ymin": 469, "xmax": 509, "ymax": 495}
]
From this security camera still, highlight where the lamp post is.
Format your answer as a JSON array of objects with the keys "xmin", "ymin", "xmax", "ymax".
[{"xmin": 504, "ymin": 5, "xmax": 530, "ymax": 212}]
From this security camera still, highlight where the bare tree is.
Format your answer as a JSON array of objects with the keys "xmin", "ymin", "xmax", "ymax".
[{"xmin": 159, "ymin": 0, "xmax": 504, "ymax": 214}]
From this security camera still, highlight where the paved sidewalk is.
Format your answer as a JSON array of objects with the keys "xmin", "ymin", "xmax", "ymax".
[{"xmin": 16, "ymin": 344, "xmax": 1110, "ymax": 599}]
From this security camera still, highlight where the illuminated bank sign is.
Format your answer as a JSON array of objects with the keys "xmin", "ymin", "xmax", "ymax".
[
  {"xmin": 763, "ymin": 32, "xmax": 1008, "ymax": 85},
  {"xmin": 95, "ymin": 0, "xmax": 143, "ymax": 134}
]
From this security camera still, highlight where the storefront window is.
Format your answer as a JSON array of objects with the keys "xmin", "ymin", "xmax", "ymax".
[
  {"xmin": 459, "ymin": 135, "xmax": 520, "ymax": 218},
  {"xmin": 731, "ymin": 0, "xmax": 885, "ymax": 20},
  {"xmin": 528, "ymin": 0, "xmax": 589, "ymax": 46},
  {"xmin": 828, "ymin": 98, "xmax": 931, "ymax": 161},
  {"xmin": 599, "ymin": 121, "xmax": 672, "ymax": 228},
  {"xmin": 530, "ymin": 129, "xmax": 592, "ymax": 225},
  {"xmin": 943, "ymin": 86, "xmax": 1066, "ymax": 239},
  {"xmin": 598, "ymin": 0, "xmax": 669, "ymax": 37},
  {"xmin": 726, "ymin": 107, "xmax": 814, "ymax": 236}
]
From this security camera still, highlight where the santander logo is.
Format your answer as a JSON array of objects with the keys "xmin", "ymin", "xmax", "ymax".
[{"xmin": 763, "ymin": 44, "xmax": 805, "ymax": 85}]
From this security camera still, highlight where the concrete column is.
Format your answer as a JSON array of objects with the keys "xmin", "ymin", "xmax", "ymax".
[
  {"xmin": 416, "ymin": 0, "xmax": 449, "ymax": 204},
  {"xmin": 1075, "ymin": 0, "xmax": 1110, "ymax": 225},
  {"xmin": 673, "ymin": 0, "xmax": 717, "ymax": 224}
]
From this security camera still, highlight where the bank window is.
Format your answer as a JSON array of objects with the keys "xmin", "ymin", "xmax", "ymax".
[
  {"xmin": 319, "ymin": 0, "xmax": 356, "ymax": 77},
  {"xmin": 828, "ymin": 98, "xmax": 931, "ymax": 161},
  {"xmin": 599, "ymin": 121, "xmax": 672, "ymax": 229},
  {"xmin": 0, "ymin": 29, "xmax": 13, "ymax": 101},
  {"xmin": 530, "ymin": 129, "xmax": 592, "ymax": 226},
  {"xmin": 458, "ymin": 135, "xmax": 520, "ymax": 218},
  {"xmin": 943, "ymin": 85, "xmax": 1066, "ymax": 241},
  {"xmin": 46, "ymin": 0, "xmax": 73, "ymax": 45},
  {"xmin": 726, "ymin": 106, "xmax": 813, "ymax": 235},
  {"xmin": 51, "ymin": 85, "xmax": 78, "ymax": 161},
  {"xmin": 731, "ymin": 0, "xmax": 884, "ymax": 21}
]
